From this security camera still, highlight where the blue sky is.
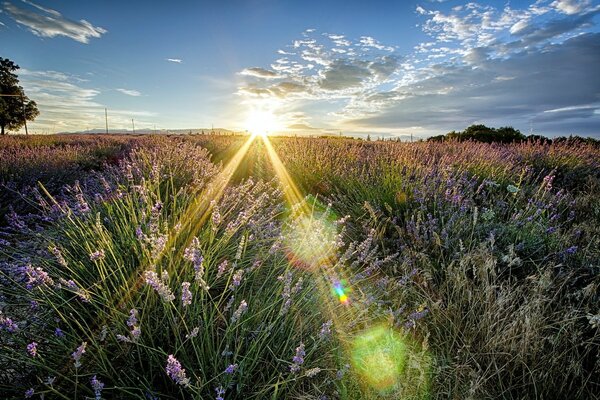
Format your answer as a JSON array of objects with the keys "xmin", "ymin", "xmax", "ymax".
[{"xmin": 1, "ymin": 0, "xmax": 599, "ymax": 137}]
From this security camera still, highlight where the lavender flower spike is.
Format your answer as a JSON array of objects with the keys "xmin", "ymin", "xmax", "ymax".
[{"xmin": 166, "ymin": 354, "xmax": 190, "ymax": 387}]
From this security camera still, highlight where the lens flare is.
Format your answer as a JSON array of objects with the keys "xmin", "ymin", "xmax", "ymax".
[
  {"xmin": 351, "ymin": 325, "xmax": 407, "ymax": 393},
  {"xmin": 332, "ymin": 280, "xmax": 350, "ymax": 304}
]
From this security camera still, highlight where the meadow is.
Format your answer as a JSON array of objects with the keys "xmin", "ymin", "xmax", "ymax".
[{"xmin": 0, "ymin": 134, "xmax": 599, "ymax": 399}]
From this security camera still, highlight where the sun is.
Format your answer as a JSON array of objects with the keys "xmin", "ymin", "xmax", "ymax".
[{"xmin": 245, "ymin": 109, "xmax": 282, "ymax": 137}]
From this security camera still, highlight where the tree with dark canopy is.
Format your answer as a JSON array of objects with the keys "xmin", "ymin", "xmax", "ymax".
[{"xmin": 0, "ymin": 57, "xmax": 39, "ymax": 135}]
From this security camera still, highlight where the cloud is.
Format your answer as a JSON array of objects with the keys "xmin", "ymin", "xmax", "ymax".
[
  {"xmin": 348, "ymin": 33, "xmax": 600, "ymax": 137},
  {"xmin": 116, "ymin": 88, "xmax": 141, "ymax": 97},
  {"xmin": 551, "ymin": 0, "xmax": 595, "ymax": 15},
  {"xmin": 237, "ymin": 1, "xmax": 600, "ymax": 137},
  {"xmin": 166, "ymin": 58, "xmax": 183, "ymax": 63},
  {"xmin": 2, "ymin": 0, "xmax": 106, "ymax": 43},
  {"xmin": 19, "ymin": 69, "xmax": 154, "ymax": 133},
  {"xmin": 240, "ymin": 67, "xmax": 281, "ymax": 79}
]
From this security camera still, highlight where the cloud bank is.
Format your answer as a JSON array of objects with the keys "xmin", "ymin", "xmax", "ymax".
[{"xmin": 238, "ymin": 0, "xmax": 600, "ymax": 137}]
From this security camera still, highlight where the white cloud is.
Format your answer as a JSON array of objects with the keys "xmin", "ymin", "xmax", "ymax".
[
  {"xmin": 2, "ymin": 0, "xmax": 106, "ymax": 43},
  {"xmin": 166, "ymin": 58, "xmax": 182, "ymax": 63},
  {"xmin": 240, "ymin": 67, "xmax": 281, "ymax": 79},
  {"xmin": 116, "ymin": 88, "xmax": 141, "ymax": 97},
  {"xmin": 19, "ymin": 69, "xmax": 154, "ymax": 133},
  {"xmin": 551, "ymin": 0, "xmax": 592, "ymax": 15}
]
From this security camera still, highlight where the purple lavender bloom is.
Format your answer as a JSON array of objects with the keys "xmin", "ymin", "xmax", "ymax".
[
  {"xmin": 181, "ymin": 282, "xmax": 192, "ymax": 307},
  {"xmin": 89, "ymin": 249, "xmax": 105, "ymax": 261},
  {"xmin": 72, "ymin": 342, "xmax": 87, "ymax": 368},
  {"xmin": 25, "ymin": 388, "xmax": 34, "ymax": 398},
  {"xmin": 565, "ymin": 246, "xmax": 578, "ymax": 255},
  {"xmin": 290, "ymin": 342, "xmax": 305, "ymax": 373},
  {"xmin": 166, "ymin": 354, "xmax": 190, "ymax": 386},
  {"xmin": 230, "ymin": 269, "xmax": 244, "ymax": 290},
  {"xmin": 90, "ymin": 375, "xmax": 104, "ymax": 400},
  {"xmin": 144, "ymin": 270, "xmax": 175, "ymax": 302},
  {"xmin": 127, "ymin": 309, "xmax": 138, "ymax": 327},
  {"xmin": 319, "ymin": 320, "xmax": 333, "ymax": 339},
  {"xmin": 55, "ymin": 327, "xmax": 65, "ymax": 337},
  {"xmin": 27, "ymin": 342, "xmax": 38, "ymax": 357},
  {"xmin": 0, "ymin": 315, "xmax": 18, "ymax": 333},
  {"xmin": 224, "ymin": 363, "xmax": 238, "ymax": 374},
  {"xmin": 215, "ymin": 386, "xmax": 226, "ymax": 400},
  {"xmin": 230, "ymin": 300, "xmax": 248, "ymax": 323}
]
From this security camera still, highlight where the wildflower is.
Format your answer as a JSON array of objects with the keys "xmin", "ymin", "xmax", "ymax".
[
  {"xmin": 72, "ymin": 342, "xmax": 87, "ymax": 368},
  {"xmin": 90, "ymin": 375, "xmax": 104, "ymax": 400},
  {"xmin": 166, "ymin": 354, "xmax": 190, "ymax": 387},
  {"xmin": 89, "ymin": 249, "xmax": 105, "ymax": 262},
  {"xmin": 27, "ymin": 342, "xmax": 38, "ymax": 357},
  {"xmin": 290, "ymin": 342, "xmax": 305, "ymax": 373},
  {"xmin": 319, "ymin": 320, "xmax": 333, "ymax": 339},
  {"xmin": 50, "ymin": 246, "xmax": 68, "ymax": 267},
  {"xmin": 231, "ymin": 300, "xmax": 248, "ymax": 323},
  {"xmin": 230, "ymin": 269, "xmax": 244, "ymax": 290},
  {"xmin": 215, "ymin": 386, "xmax": 226, "ymax": 400},
  {"xmin": 144, "ymin": 270, "xmax": 175, "ymax": 302},
  {"xmin": 55, "ymin": 327, "xmax": 64, "ymax": 337},
  {"xmin": 186, "ymin": 327, "xmax": 200, "ymax": 339},
  {"xmin": 127, "ymin": 309, "xmax": 138, "ymax": 327},
  {"xmin": 184, "ymin": 237, "xmax": 210, "ymax": 290},
  {"xmin": 224, "ymin": 363, "xmax": 238, "ymax": 374},
  {"xmin": 216, "ymin": 260, "xmax": 229, "ymax": 279},
  {"xmin": 131, "ymin": 326, "xmax": 142, "ymax": 340},
  {"xmin": 24, "ymin": 265, "xmax": 54, "ymax": 289},
  {"xmin": 181, "ymin": 282, "xmax": 192, "ymax": 307},
  {"xmin": 336, "ymin": 363, "xmax": 350, "ymax": 380},
  {"xmin": 565, "ymin": 246, "xmax": 578, "ymax": 255},
  {"xmin": 0, "ymin": 314, "xmax": 18, "ymax": 332},
  {"xmin": 25, "ymin": 388, "xmax": 34, "ymax": 398},
  {"xmin": 305, "ymin": 367, "xmax": 321, "ymax": 378}
]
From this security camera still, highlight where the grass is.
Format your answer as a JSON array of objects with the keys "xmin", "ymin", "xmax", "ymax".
[{"xmin": 1, "ymin": 134, "xmax": 598, "ymax": 399}]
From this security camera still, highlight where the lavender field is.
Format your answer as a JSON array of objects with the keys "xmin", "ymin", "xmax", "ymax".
[{"xmin": 1, "ymin": 134, "xmax": 599, "ymax": 399}]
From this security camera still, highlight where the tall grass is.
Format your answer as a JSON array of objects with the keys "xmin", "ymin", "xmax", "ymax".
[{"xmin": 1, "ymin": 134, "xmax": 598, "ymax": 399}]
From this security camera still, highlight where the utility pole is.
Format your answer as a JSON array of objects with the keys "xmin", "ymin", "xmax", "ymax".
[
  {"xmin": 410, "ymin": 133, "xmax": 413, "ymax": 143},
  {"xmin": 105, "ymin": 108, "xmax": 109, "ymax": 134},
  {"xmin": 132, "ymin": 118, "xmax": 135, "ymax": 134}
]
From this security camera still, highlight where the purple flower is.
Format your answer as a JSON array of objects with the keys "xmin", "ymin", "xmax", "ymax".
[
  {"xmin": 215, "ymin": 386, "xmax": 226, "ymax": 400},
  {"xmin": 181, "ymin": 282, "xmax": 192, "ymax": 307},
  {"xmin": 144, "ymin": 270, "xmax": 175, "ymax": 302},
  {"xmin": 55, "ymin": 327, "xmax": 64, "ymax": 337},
  {"xmin": 230, "ymin": 300, "xmax": 248, "ymax": 323},
  {"xmin": 90, "ymin": 375, "xmax": 104, "ymax": 400},
  {"xmin": 127, "ymin": 309, "xmax": 139, "ymax": 327},
  {"xmin": 0, "ymin": 315, "xmax": 18, "ymax": 333},
  {"xmin": 89, "ymin": 249, "xmax": 105, "ymax": 261},
  {"xmin": 166, "ymin": 354, "xmax": 190, "ymax": 386},
  {"xmin": 290, "ymin": 342, "xmax": 305, "ymax": 373},
  {"xmin": 27, "ymin": 342, "xmax": 38, "ymax": 357},
  {"xmin": 319, "ymin": 320, "xmax": 333, "ymax": 339},
  {"xmin": 224, "ymin": 363, "xmax": 238, "ymax": 374},
  {"xmin": 72, "ymin": 342, "xmax": 87, "ymax": 368},
  {"xmin": 230, "ymin": 269, "xmax": 244, "ymax": 290},
  {"xmin": 565, "ymin": 246, "xmax": 578, "ymax": 255},
  {"xmin": 25, "ymin": 388, "xmax": 34, "ymax": 398}
]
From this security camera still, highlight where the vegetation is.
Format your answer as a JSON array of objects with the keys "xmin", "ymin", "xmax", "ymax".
[
  {"xmin": 0, "ymin": 57, "xmax": 39, "ymax": 135},
  {"xmin": 1, "ymin": 134, "xmax": 599, "ymax": 399}
]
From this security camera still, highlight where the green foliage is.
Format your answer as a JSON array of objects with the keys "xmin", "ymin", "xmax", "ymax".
[{"xmin": 0, "ymin": 57, "xmax": 39, "ymax": 135}]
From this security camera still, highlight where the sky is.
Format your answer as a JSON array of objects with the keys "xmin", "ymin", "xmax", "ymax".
[{"xmin": 1, "ymin": 0, "xmax": 599, "ymax": 138}]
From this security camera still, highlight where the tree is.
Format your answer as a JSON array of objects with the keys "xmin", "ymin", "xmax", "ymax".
[{"xmin": 0, "ymin": 57, "xmax": 39, "ymax": 135}]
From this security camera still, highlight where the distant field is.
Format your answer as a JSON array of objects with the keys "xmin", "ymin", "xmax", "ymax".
[{"xmin": 1, "ymin": 134, "xmax": 599, "ymax": 399}]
